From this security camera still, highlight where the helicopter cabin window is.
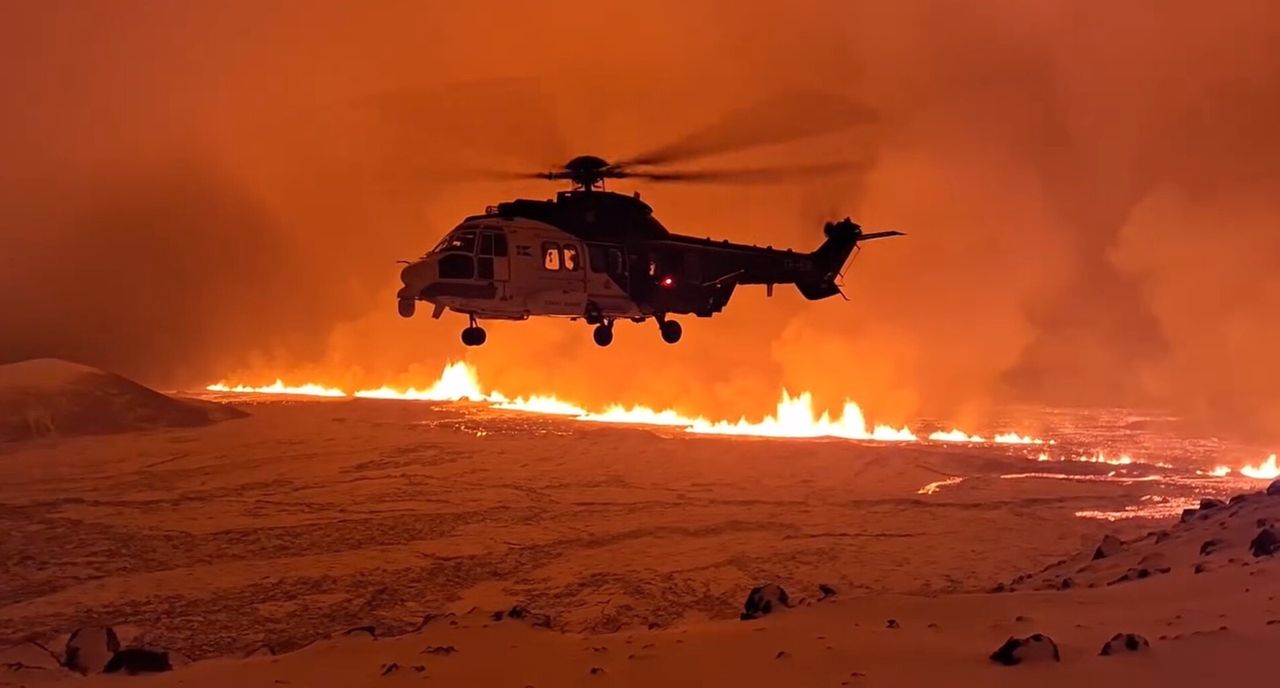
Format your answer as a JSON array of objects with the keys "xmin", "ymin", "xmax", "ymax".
[
  {"xmin": 543, "ymin": 242, "xmax": 561, "ymax": 271},
  {"xmin": 492, "ymin": 232, "xmax": 508, "ymax": 257},
  {"xmin": 561, "ymin": 244, "xmax": 581, "ymax": 271}
]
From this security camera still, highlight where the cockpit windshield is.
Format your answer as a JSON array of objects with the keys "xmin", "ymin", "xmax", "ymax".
[{"xmin": 443, "ymin": 230, "xmax": 477, "ymax": 253}]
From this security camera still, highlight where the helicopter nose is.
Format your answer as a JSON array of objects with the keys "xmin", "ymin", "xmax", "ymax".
[
  {"xmin": 400, "ymin": 258, "xmax": 434, "ymax": 284},
  {"xmin": 397, "ymin": 258, "xmax": 436, "ymax": 300}
]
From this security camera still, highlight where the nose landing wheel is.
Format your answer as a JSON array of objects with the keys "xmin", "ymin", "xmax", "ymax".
[{"xmin": 461, "ymin": 315, "xmax": 487, "ymax": 347}]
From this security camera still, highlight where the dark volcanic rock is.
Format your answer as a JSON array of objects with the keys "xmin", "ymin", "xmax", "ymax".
[
  {"xmin": 1108, "ymin": 566, "xmax": 1171, "ymax": 585},
  {"xmin": 1200, "ymin": 538, "xmax": 1226, "ymax": 556},
  {"xmin": 103, "ymin": 648, "xmax": 172, "ymax": 675},
  {"xmin": 1099, "ymin": 633, "xmax": 1150, "ymax": 656},
  {"xmin": 1093, "ymin": 534, "xmax": 1124, "ymax": 560},
  {"xmin": 1199, "ymin": 498, "xmax": 1226, "ymax": 510},
  {"xmin": 818, "ymin": 584, "xmax": 838, "ymax": 600},
  {"xmin": 1180, "ymin": 508, "xmax": 1200, "ymax": 524},
  {"xmin": 989, "ymin": 634, "xmax": 1060, "ymax": 666},
  {"xmin": 1250, "ymin": 528, "xmax": 1280, "ymax": 557},
  {"xmin": 505, "ymin": 605, "xmax": 552, "ymax": 628},
  {"xmin": 741, "ymin": 584, "xmax": 791, "ymax": 620},
  {"xmin": 1268, "ymin": 479, "xmax": 1280, "ymax": 497},
  {"xmin": 64, "ymin": 626, "xmax": 120, "ymax": 675}
]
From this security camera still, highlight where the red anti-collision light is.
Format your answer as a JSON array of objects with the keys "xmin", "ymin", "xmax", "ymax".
[{"xmin": 661, "ymin": 276, "xmax": 675, "ymax": 287}]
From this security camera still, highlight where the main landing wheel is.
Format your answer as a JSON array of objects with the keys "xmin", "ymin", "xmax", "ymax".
[
  {"xmin": 659, "ymin": 319, "xmax": 682, "ymax": 344},
  {"xmin": 397, "ymin": 299, "xmax": 416, "ymax": 318},
  {"xmin": 593, "ymin": 323, "xmax": 614, "ymax": 347},
  {"xmin": 461, "ymin": 326, "xmax": 487, "ymax": 347}
]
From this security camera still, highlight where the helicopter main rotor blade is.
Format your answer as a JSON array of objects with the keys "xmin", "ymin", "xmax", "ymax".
[
  {"xmin": 617, "ymin": 91, "xmax": 877, "ymax": 168},
  {"xmin": 621, "ymin": 160, "xmax": 869, "ymax": 184}
]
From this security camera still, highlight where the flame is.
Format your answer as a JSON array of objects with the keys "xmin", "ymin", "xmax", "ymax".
[
  {"xmin": 354, "ymin": 361, "xmax": 488, "ymax": 402},
  {"xmin": 929, "ymin": 428, "xmax": 986, "ymax": 443},
  {"xmin": 206, "ymin": 361, "xmax": 1056, "ymax": 446},
  {"xmin": 205, "ymin": 380, "xmax": 346, "ymax": 397},
  {"xmin": 1240, "ymin": 454, "xmax": 1279, "ymax": 480},
  {"xmin": 686, "ymin": 393, "xmax": 916, "ymax": 441},
  {"xmin": 1202, "ymin": 466, "xmax": 1232, "ymax": 477},
  {"xmin": 580, "ymin": 404, "xmax": 705, "ymax": 427},
  {"xmin": 494, "ymin": 395, "xmax": 589, "ymax": 416},
  {"xmin": 993, "ymin": 432, "xmax": 1047, "ymax": 445}
]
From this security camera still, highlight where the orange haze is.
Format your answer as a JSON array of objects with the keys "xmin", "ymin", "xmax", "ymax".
[{"xmin": 3, "ymin": 1, "xmax": 1279, "ymax": 441}]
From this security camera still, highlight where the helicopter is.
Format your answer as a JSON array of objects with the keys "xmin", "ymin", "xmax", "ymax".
[{"xmin": 395, "ymin": 121, "xmax": 903, "ymax": 347}]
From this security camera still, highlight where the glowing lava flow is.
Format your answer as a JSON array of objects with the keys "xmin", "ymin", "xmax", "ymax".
[
  {"xmin": 993, "ymin": 432, "xmax": 1047, "ymax": 445},
  {"xmin": 205, "ymin": 380, "xmax": 346, "ymax": 397},
  {"xmin": 1241, "ymin": 454, "xmax": 1280, "ymax": 480},
  {"xmin": 688, "ymin": 392, "xmax": 916, "ymax": 441},
  {"xmin": 354, "ymin": 361, "xmax": 488, "ymax": 402},
  {"xmin": 929, "ymin": 429, "xmax": 1048, "ymax": 444},
  {"xmin": 206, "ymin": 361, "xmax": 1052, "ymax": 445},
  {"xmin": 929, "ymin": 429, "xmax": 985, "ymax": 443},
  {"xmin": 1038, "ymin": 451, "xmax": 1135, "ymax": 466},
  {"xmin": 1204, "ymin": 455, "xmax": 1279, "ymax": 480}
]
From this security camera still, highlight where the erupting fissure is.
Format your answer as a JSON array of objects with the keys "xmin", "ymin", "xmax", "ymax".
[
  {"xmin": 204, "ymin": 363, "xmax": 1275, "ymax": 477},
  {"xmin": 205, "ymin": 362, "xmax": 1038, "ymax": 444}
]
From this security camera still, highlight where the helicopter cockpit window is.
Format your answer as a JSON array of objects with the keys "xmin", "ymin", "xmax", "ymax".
[
  {"xmin": 479, "ymin": 233, "xmax": 494, "ymax": 257},
  {"xmin": 492, "ymin": 232, "xmax": 508, "ymax": 257},
  {"xmin": 443, "ymin": 231, "xmax": 477, "ymax": 254},
  {"xmin": 438, "ymin": 253, "xmax": 474, "ymax": 279},
  {"xmin": 543, "ymin": 242, "xmax": 561, "ymax": 271}
]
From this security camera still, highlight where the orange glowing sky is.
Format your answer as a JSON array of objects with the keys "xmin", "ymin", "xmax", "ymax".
[{"xmin": 3, "ymin": 1, "xmax": 1280, "ymax": 445}]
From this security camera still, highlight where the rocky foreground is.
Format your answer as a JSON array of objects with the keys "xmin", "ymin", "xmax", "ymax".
[{"xmin": 4, "ymin": 479, "xmax": 1279, "ymax": 686}]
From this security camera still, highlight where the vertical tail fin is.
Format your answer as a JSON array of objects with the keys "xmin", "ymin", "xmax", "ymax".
[{"xmin": 797, "ymin": 218, "xmax": 902, "ymax": 300}]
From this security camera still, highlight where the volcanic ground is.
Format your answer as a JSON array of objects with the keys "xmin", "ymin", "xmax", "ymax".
[{"xmin": 2, "ymin": 389, "xmax": 1271, "ymax": 675}]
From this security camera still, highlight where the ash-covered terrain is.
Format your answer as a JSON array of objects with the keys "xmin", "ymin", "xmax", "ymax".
[{"xmin": 1, "ymin": 378, "xmax": 1270, "ymax": 669}]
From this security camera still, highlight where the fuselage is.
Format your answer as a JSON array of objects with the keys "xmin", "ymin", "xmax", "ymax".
[{"xmin": 396, "ymin": 189, "xmax": 886, "ymax": 336}]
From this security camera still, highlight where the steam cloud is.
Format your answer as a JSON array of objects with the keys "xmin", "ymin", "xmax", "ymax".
[{"xmin": 2, "ymin": 1, "xmax": 1278, "ymax": 442}]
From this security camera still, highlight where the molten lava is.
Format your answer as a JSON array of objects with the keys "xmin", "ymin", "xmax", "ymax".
[
  {"xmin": 353, "ymin": 361, "xmax": 488, "ymax": 402},
  {"xmin": 687, "ymin": 393, "xmax": 915, "ymax": 441},
  {"xmin": 205, "ymin": 380, "xmax": 346, "ymax": 397},
  {"xmin": 1240, "ymin": 454, "xmax": 1280, "ymax": 480},
  {"xmin": 206, "ymin": 361, "xmax": 1055, "ymax": 445}
]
